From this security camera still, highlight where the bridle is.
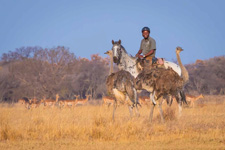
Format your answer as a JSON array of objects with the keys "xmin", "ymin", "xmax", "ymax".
[{"xmin": 112, "ymin": 44, "xmax": 122, "ymax": 65}]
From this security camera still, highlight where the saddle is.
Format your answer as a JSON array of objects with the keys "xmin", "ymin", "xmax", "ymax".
[
  {"xmin": 155, "ymin": 58, "xmax": 164, "ymax": 65},
  {"xmin": 145, "ymin": 56, "xmax": 164, "ymax": 65},
  {"xmin": 136, "ymin": 57, "xmax": 165, "ymax": 71},
  {"xmin": 153, "ymin": 58, "xmax": 165, "ymax": 68}
]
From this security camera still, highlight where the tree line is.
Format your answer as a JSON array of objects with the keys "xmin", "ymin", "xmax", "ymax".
[
  {"xmin": 185, "ymin": 56, "xmax": 225, "ymax": 95},
  {"xmin": 0, "ymin": 46, "xmax": 224, "ymax": 103},
  {"xmin": 0, "ymin": 46, "xmax": 110, "ymax": 102}
]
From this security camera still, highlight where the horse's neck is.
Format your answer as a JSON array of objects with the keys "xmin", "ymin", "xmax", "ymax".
[{"xmin": 118, "ymin": 51, "xmax": 139, "ymax": 77}]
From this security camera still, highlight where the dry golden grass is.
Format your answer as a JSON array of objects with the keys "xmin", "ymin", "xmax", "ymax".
[{"xmin": 0, "ymin": 95, "xmax": 225, "ymax": 150}]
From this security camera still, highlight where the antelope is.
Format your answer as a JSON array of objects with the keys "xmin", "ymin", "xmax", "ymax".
[
  {"xmin": 58, "ymin": 100, "xmax": 65, "ymax": 108},
  {"xmin": 30, "ymin": 99, "xmax": 44, "ymax": 108},
  {"xmin": 102, "ymin": 95, "xmax": 116, "ymax": 107},
  {"xmin": 186, "ymin": 94, "xmax": 204, "ymax": 107},
  {"xmin": 18, "ymin": 99, "xmax": 26, "ymax": 105},
  {"xmin": 139, "ymin": 96, "xmax": 151, "ymax": 106},
  {"xmin": 17, "ymin": 97, "xmax": 30, "ymax": 109},
  {"xmin": 75, "ymin": 95, "xmax": 91, "ymax": 106},
  {"xmin": 60, "ymin": 95, "xmax": 80, "ymax": 108},
  {"xmin": 43, "ymin": 94, "xmax": 59, "ymax": 108},
  {"xmin": 28, "ymin": 97, "xmax": 38, "ymax": 108}
]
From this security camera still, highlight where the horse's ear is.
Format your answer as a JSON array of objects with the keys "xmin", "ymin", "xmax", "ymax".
[
  {"xmin": 118, "ymin": 39, "xmax": 121, "ymax": 44},
  {"xmin": 112, "ymin": 40, "xmax": 114, "ymax": 44}
]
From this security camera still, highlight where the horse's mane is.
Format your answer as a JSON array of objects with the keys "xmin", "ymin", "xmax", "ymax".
[{"xmin": 114, "ymin": 41, "xmax": 135, "ymax": 58}]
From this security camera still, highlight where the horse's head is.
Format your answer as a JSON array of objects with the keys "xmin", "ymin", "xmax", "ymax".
[{"xmin": 112, "ymin": 40, "xmax": 122, "ymax": 64}]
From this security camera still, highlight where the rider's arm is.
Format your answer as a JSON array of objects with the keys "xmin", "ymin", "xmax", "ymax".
[
  {"xmin": 136, "ymin": 40, "xmax": 144, "ymax": 57},
  {"xmin": 143, "ymin": 49, "xmax": 155, "ymax": 58},
  {"xmin": 135, "ymin": 49, "xmax": 142, "ymax": 57},
  {"xmin": 137, "ymin": 49, "xmax": 142, "ymax": 54}
]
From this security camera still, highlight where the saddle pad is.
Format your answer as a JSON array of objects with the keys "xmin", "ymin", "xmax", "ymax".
[{"xmin": 157, "ymin": 58, "xmax": 164, "ymax": 65}]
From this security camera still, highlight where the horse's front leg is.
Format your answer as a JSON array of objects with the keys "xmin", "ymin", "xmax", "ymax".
[
  {"xmin": 176, "ymin": 93, "xmax": 182, "ymax": 118},
  {"xmin": 158, "ymin": 97, "xmax": 165, "ymax": 123},
  {"xmin": 128, "ymin": 105, "xmax": 133, "ymax": 118},
  {"xmin": 150, "ymin": 91, "xmax": 156, "ymax": 105},
  {"xmin": 149, "ymin": 103, "xmax": 155, "ymax": 122},
  {"xmin": 133, "ymin": 88, "xmax": 140, "ymax": 117},
  {"xmin": 112, "ymin": 100, "xmax": 117, "ymax": 121}
]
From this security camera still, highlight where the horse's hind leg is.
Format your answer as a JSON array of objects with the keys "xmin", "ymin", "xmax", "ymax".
[
  {"xmin": 175, "ymin": 91, "xmax": 187, "ymax": 112},
  {"xmin": 149, "ymin": 92, "xmax": 156, "ymax": 122},
  {"xmin": 128, "ymin": 105, "xmax": 133, "ymax": 118},
  {"xmin": 125, "ymin": 94, "xmax": 134, "ymax": 118},
  {"xmin": 165, "ymin": 95, "xmax": 173, "ymax": 106},
  {"xmin": 150, "ymin": 92, "xmax": 156, "ymax": 105},
  {"xmin": 135, "ymin": 106, "xmax": 140, "ymax": 117},
  {"xmin": 175, "ymin": 93, "xmax": 182, "ymax": 118},
  {"xmin": 134, "ymin": 89, "xmax": 140, "ymax": 117},
  {"xmin": 158, "ymin": 100, "xmax": 165, "ymax": 123},
  {"xmin": 112, "ymin": 100, "xmax": 117, "ymax": 121},
  {"xmin": 149, "ymin": 103, "xmax": 155, "ymax": 122}
]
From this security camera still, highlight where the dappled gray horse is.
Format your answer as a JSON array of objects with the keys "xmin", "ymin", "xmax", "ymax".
[
  {"xmin": 111, "ymin": 40, "xmax": 182, "ymax": 77},
  {"xmin": 111, "ymin": 40, "xmax": 185, "ymax": 114}
]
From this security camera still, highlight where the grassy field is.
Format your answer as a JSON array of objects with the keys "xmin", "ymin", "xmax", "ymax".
[{"xmin": 0, "ymin": 95, "xmax": 225, "ymax": 150}]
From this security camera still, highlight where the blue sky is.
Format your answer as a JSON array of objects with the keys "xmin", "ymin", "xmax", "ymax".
[{"xmin": 0, "ymin": 0, "xmax": 224, "ymax": 64}]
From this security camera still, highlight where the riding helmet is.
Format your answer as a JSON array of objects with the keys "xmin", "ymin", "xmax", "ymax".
[{"xmin": 142, "ymin": 27, "xmax": 150, "ymax": 33}]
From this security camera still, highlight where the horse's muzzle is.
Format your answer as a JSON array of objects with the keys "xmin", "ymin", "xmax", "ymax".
[{"xmin": 113, "ymin": 57, "xmax": 118, "ymax": 63}]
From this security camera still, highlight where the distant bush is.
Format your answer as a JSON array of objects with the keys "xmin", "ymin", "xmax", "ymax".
[
  {"xmin": 185, "ymin": 56, "xmax": 225, "ymax": 95},
  {"xmin": 0, "ymin": 46, "xmax": 110, "ymax": 102}
]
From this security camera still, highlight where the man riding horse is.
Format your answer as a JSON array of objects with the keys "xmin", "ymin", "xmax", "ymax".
[{"xmin": 135, "ymin": 27, "xmax": 157, "ymax": 70}]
